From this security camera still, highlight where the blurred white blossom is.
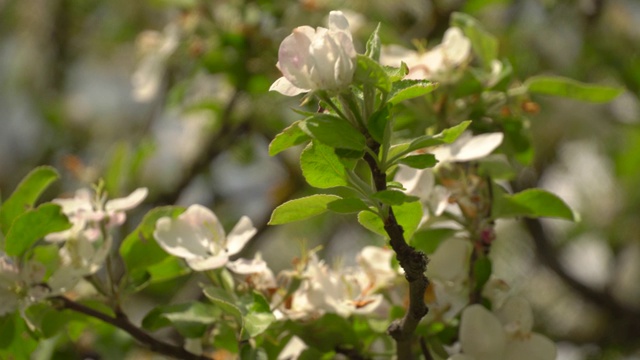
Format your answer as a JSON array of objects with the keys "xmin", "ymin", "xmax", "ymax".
[
  {"xmin": 46, "ymin": 187, "xmax": 148, "ymax": 243},
  {"xmin": 270, "ymin": 10, "xmax": 356, "ymax": 96},
  {"xmin": 425, "ymin": 238, "xmax": 472, "ymax": 321},
  {"xmin": 381, "ymin": 27, "xmax": 471, "ymax": 82},
  {"xmin": 450, "ymin": 298, "xmax": 556, "ymax": 360},
  {"xmin": 132, "ymin": 24, "xmax": 180, "ymax": 102},
  {"xmin": 0, "ymin": 256, "xmax": 48, "ymax": 315},
  {"xmin": 154, "ymin": 204, "xmax": 257, "ymax": 271}
]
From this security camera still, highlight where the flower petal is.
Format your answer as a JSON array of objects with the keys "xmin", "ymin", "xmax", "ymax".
[
  {"xmin": 504, "ymin": 333, "xmax": 556, "ymax": 360},
  {"xmin": 328, "ymin": 11, "xmax": 350, "ymax": 36},
  {"xmin": 153, "ymin": 216, "xmax": 211, "ymax": 259},
  {"xmin": 187, "ymin": 255, "xmax": 229, "ymax": 271},
  {"xmin": 269, "ymin": 76, "xmax": 309, "ymax": 96},
  {"xmin": 277, "ymin": 26, "xmax": 316, "ymax": 90},
  {"xmin": 226, "ymin": 216, "xmax": 256, "ymax": 256},
  {"xmin": 460, "ymin": 304, "xmax": 507, "ymax": 360},
  {"xmin": 226, "ymin": 257, "xmax": 268, "ymax": 274},
  {"xmin": 105, "ymin": 187, "xmax": 148, "ymax": 212},
  {"xmin": 446, "ymin": 132, "xmax": 504, "ymax": 162}
]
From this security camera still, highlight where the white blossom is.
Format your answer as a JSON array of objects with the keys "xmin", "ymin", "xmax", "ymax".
[
  {"xmin": 0, "ymin": 256, "xmax": 48, "ymax": 315},
  {"xmin": 153, "ymin": 205, "xmax": 257, "ymax": 271},
  {"xmin": 381, "ymin": 27, "xmax": 471, "ymax": 82},
  {"xmin": 451, "ymin": 298, "xmax": 557, "ymax": 360},
  {"xmin": 46, "ymin": 187, "xmax": 148, "ymax": 243},
  {"xmin": 270, "ymin": 11, "xmax": 356, "ymax": 96},
  {"xmin": 132, "ymin": 24, "xmax": 180, "ymax": 102}
]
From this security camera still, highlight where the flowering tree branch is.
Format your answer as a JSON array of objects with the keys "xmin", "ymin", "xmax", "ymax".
[
  {"xmin": 53, "ymin": 296, "xmax": 212, "ymax": 360},
  {"xmin": 363, "ymin": 143, "xmax": 429, "ymax": 359}
]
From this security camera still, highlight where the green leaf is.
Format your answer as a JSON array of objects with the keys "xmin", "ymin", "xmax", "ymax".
[
  {"xmin": 367, "ymin": 105, "xmax": 390, "ymax": 144},
  {"xmin": 473, "ymin": 257, "xmax": 492, "ymax": 292},
  {"xmin": 411, "ymin": 228, "xmax": 458, "ymax": 254},
  {"xmin": 371, "ymin": 190, "xmax": 418, "ymax": 206},
  {"xmin": 524, "ymin": 76, "xmax": 623, "ymax": 103},
  {"xmin": 358, "ymin": 201, "xmax": 422, "ymax": 240},
  {"xmin": 269, "ymin": 194, "xmax": 341, "ymax": 225},
  {"xmin": 492, "ymin": 188, "xmax": 576, "ymax": 221},
  {"xmin": 244, "ymin": 305, "xmax": 276, "ymax": 337},
  {"xmin": 142, "ymin": 302, "xmax": 219, "ymax": 338},
  {"xmin": 327, "ymin": 198, "xmax": 371, "ymax": 214},
  {"xmin": 365, "ymin": 23, "xmax": 381, "ymax": 61},
  {"xmin": 4, "ymin": 203, "xmax": 71, "ymax": 257},
  {"xmin": 300, "ymin": 114, "xmax": 366, "ymax": 151},
  {"xmin": 405, "ymin": 121, "xmax": 472, "ymax": 154},
  {"xmin": 354, "ymin": 54, "xmax": 391, "ymax": 93},
  {"xmin": 384, "ymin": 63, "xmax": 409, "ymax": 82},
  {"xmin": 119, "ymin": 206, "xmax": 186, "ymax": 288},
  {"xmin": 399, "ymin": 154, "xmax": 438, "ymax": 169},
  {"xmin": 451, "ymin": 12, "xmax": 498, "ymax": 68},
  {"xmin": 269, "ymin": 120, "xmax": 311, "ymax": 156},
  {"xmin": 0, "ymin": 166, "xmax": 59, "ymax": 234},
  {"xmin": 289, "ymin": 314, "xmax": 359, "ymax": 353},
  {"xmin": 203, "ymin": 286, "xmax": 243, "ymax": 324},
  {"xmin": 388, "ymin": 79, "xmax": 438, "ymax": 105},
  {"xmin": 300, "ymin": 142, "xmax": 349, "ymax": 189}
]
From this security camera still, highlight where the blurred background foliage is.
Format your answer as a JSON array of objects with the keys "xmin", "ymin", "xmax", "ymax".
[{"xmin": 1, "ymin": 0, "xmax": 639, "ymax": 359}]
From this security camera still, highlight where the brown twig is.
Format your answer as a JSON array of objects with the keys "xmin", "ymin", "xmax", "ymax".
[
  {"xmin": 53, "ymin": 296, "xmax": 212, "ymax": 360},
  {"xmin": 363, "ymin": 142, "xmax": 429, "ymax": 360}
]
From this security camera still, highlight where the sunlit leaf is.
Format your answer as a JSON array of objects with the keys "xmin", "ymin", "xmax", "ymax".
[{"xmin": 269, "ymin": 194, "xmax": 341, "ymax": 225}]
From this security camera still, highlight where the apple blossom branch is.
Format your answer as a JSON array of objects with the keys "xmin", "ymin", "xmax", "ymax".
[
  {"xmin": 363, "ymin": 141, "xmax": 429, "ymax": 360},
  {"xmin": 53, "ymin": 296, "xmax": 212, "ymax": 360}
]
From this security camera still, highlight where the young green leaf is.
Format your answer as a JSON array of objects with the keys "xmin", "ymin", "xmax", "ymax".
[
  {"xmin": 4, "ymin": 203, "xmax": 71, "ymax": 257},
  {"xmin": 492, "ymin": 187, "xmax": 576, "ymax": 221},
  {"xmin": 365, "ymin": 23, "xmax": 381, "ymax": 61},
  {"xmin": 367, "ymin": 105, "xmax": 390, "ymax": 144},
  {"xmin": 406, "ymin": 121, "xmax": 472, "ymax": 154},
  {"xmin": 0, "ymin": 166, "xmax": 59, "ymax": 234},
  {"xmin": 300, "ymin": 142, "xmax": 349, "ymax": 189},
  {"xmin": 399, "ymin": 154, "xmax": 438, "ymax": 169},
  {"xmin": 388, "ymin": 80, "xmax": 438, "ymax": 105},
  {"xmin": 371, "ymin": 190, "xmax": 418, "ymax": 206},
  {"xmin": 358, "ymin": 201, "xmax": 422, "ymax": 240},
  {"xmin": 354, "ymin": 54, "xmax": 391, "ymax": 93},
  {"xmin": 473, "ymin": 257, "xmax": 492, "ymax": 292},
  {"xmin": 524, "ymin": 76, "xmax": 623, "ymax": 103},
  {"xmin": 269, "ymin": 194, "xmax": 341, "ymax": 225},
  {"xmin": 269, "ymin": 120, "xmax": 311, "ymax": 156},
  {"xmin": 384, "ymin": 63, "xmax": 409, "ymax": 82},
  {"xmin": 327, "ymin": 198, "xmax": 371, "ymax": 214},
  {"xmin": 141, "ymin": 302, "xmax": 219, "ymax": 338},
  {"xmin": 300, "ymin": 114, "xmax": 366, "ymax": 151}
]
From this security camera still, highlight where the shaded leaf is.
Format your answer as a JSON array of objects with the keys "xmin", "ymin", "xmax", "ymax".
[
  {"xmin": 301, "ymin": 114, "xmax": 365, "ymax": 151},
  {"xmin": 269, "ymin": 120, "xmax": 311, "ymax": 156},
  {"xmin": 5, "ymin": 203, "xmax": 71, "ymax": 257},
  {"xmin": 525, "ymin": 76, "xmax": 623, "ymax": 103},
  {"xmin": 399, "ymin": 154, "xmax": 438, "ymax": 169},
  {"xmin": 327, "ymin": 198, "xmax": 371, "ymax": 214},
  {"xmin": 300, "ymin": 142, "xmax": 349, "ymax": 189},
  {"xmin": 492, "ymin": 187, "xmax": 576, "ymax": 221},
  {"xmin": 0, "ymin": 166, "xmax": 59, "ymax": 234},
  {"xmin": 269, "ymin": 194, "xmax": 341, "ymax": 225}
]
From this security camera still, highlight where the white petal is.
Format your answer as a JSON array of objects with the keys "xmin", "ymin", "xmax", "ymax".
[
  {"xmin": 495, "ymin": 296, "xmax": 534, "ymax": 336},
  {"xmin": 504, "ymin": 333, "xmax": 556, "ymax": 360},
  {"xmin": 460, "ymin": 305, "xmax": 507, "ymax": 360},
  {"xmin": 328, "ymin": 11, "xmax": 350, "ymax": 35},
  {"xmin": 277, "ymin": 336, "xmax": 308, "ymax": 360},
  {"xmin": 226, "ymin": 257, "xmax": 268, "ymax": 274},
  {"xmin": 448, "ymin": 132, "xmax": 504, "ymax": 162},
  {"xmin": 181, "ymin": 205, "xmax": 226, "ymax": 247},
  {"xmin": 269, "ymin": 76, "xmax": 309, "ymax": 96},
  {"xmin": 428, "ymin": 238, "xmax": 472, "ymax": 282},
  {"xmin": 105, "ymin": 188, "xmax": 148, "ymax": 212},
  {"xmin": 442, "ymin": 27, "xmax": 471, "ymax": 66},
  {"xmin": 153, "ymin": 216, "xmax": 210, "ymax": 259},
  {"xmin": 225, "ymin": 216, "xmax": 256, "ymax": 256},
  {"xmin": 277, "ymin": 26, "xmax": 316, "ymax": 90},
  {"xmin": 187, "ymin": 255, "xmax": 229, "ymax": 271}
]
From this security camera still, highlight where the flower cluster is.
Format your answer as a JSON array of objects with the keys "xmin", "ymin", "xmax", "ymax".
[{"xmin": 270, "ymin": 11, "xmax": 357, "ymax": 96}]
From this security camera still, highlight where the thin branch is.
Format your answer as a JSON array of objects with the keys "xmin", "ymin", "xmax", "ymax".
[
  {"xmin": 53, "ymin": 296, "xmax": 212, "ymax": 360},
  {"xmin": 363, "ymin": 140, "xmax": 429, "ymax": 360}
]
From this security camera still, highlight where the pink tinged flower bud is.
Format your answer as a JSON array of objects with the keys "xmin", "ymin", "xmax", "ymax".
[{"xmin": 270, "ymin": 11, "xmax": 357, "ymax": 96}]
